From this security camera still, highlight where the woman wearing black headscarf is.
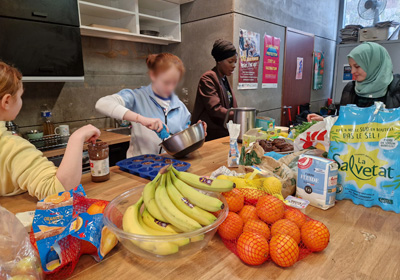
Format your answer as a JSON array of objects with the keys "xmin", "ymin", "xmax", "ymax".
[{"xmin": 192, "ymin": 39, "xmax": 238, "ymax": 141}]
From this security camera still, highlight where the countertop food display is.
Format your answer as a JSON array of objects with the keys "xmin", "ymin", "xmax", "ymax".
[
  {"xmin": 218, "ymin": 187, "xmax": 330, "ymax": 267},
  {"xmin": 258, "ymin": 138, "xmax": 294, "ymax": 153},
  {"xmin": 104, "ymin": 166, "xmax": 233, "ymax": 260},
  {"xmin": 1, "ymin": 138, "xmax": 400, "ymax": 279}
]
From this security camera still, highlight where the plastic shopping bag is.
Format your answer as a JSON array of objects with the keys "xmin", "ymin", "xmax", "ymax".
[
  {"xmin": 0, "ymin": 206, "xmax": 44, "ymax": 280},
  {"xmin": 328, "ymin": 102, "xmax": 400, "ymax": 213},
  {"xmin": 294, "ymin": 116, "xmax": 337, "ymax": 152}
]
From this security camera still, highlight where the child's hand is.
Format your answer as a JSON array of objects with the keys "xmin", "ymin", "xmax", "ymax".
[
  {"xmin": 72, "ymin": 124, "xmax": 101, "ymax": 143},
  {"xmin": 197, "ymin": 120, "xmax": 207, "ymax": 137},
  {"xmin": 139, "ymin": 116, "xmax": 168, "ymax": 133}
]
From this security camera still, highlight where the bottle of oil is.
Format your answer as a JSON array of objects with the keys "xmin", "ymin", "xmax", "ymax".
[{"xmin": 40, "ymin": 104, "xmax": 55, "ymax": 135}]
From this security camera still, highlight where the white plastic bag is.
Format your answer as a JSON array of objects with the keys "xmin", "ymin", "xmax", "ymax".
[
  {"xmin": 294, "ymin": 116, "xmax": 337, "ymax": 152},
  {"xmin": 0, "ymin": 206, "xmax": 43, "ymax": 280},
  {"xmin": 227, "ymin": 121, "xmax": 241, "ymax": 167}
]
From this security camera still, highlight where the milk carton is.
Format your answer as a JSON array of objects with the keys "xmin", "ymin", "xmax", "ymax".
[{"xmin": 296, "ymin": 155, "xmax": 338, "ymax": 210}]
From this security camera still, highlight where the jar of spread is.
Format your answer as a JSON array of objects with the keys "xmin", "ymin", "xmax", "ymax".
[{"xmin": 88, "ymin": 142, "xmax": 110, "ymax": 182}]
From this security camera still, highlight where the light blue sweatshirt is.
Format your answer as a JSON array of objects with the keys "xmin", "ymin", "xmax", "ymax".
[{"xmin": 96, "ymin": 84, "xmax": 191, "ymax": 157}]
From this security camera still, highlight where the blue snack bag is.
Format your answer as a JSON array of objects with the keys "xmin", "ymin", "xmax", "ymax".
[
  {"xmin": 328, "ymin": 102, "xmax": 400, "ymax": 213},
  {"xmin": 32, "ymin": 185, "xmax": 118, "ymax": 277}
]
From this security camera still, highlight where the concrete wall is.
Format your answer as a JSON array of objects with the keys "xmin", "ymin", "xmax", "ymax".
[
  {"xmin": 172, "ymin": 0, "xmax": 340, "ymax": 124},
  {"xmin": 165, "ymin": 13, "xmax": 235, "ymax": 111},
  {"xmin": 232, "ymin": 0, "xmax": 340, "ymax": 116},
  {"xmin": 232, "ymin": 13, "xmax": 285, "ymax": 123},
  {"xmin": 15, "ymin": 37, "xmax": 161, "ymax": 134},
  {"xmin": 233, "ymin": 0, "xmax": 339, "ymax": 41}
]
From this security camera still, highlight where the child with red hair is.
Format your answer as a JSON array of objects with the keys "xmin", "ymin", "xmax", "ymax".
[{"xmin": 0, "ymin": 62, "xmax": 101, "ymax": 200}]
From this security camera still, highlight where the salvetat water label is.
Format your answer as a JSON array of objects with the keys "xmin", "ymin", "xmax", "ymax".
[{"xmin": 296, "ymin": 155, "xmax": 338, "ymax": 210}]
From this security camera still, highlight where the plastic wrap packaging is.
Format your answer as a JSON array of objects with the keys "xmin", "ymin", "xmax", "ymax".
[
  {"xmin": 30, "ymin": 185, "xmax": 118, "ymax": 279},
  {"xmin": 328, "ymin": 102, "xmax": 400, "ymax": 213},
  {"xmin": 227, "ymin": 121, "xmax": 241, "ymax": 167},
  {"xmin": 0, "ymin": 206, "xmax": 44, "ymax": 280}
]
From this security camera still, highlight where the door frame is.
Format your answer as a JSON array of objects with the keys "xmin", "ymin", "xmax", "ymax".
[{"xmin": 281, "ymin": 27, "xmax": 315, "ymax": 125}]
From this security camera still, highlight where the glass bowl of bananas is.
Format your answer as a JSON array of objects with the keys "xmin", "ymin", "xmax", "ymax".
[{"xmin": 103, "ymin": 166, "xmax": 233, "ymax": 261}]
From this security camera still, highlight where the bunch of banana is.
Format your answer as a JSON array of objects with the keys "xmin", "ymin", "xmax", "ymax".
[{"xmin": 122, "ymin": 166, "xmax": 235, "ymax": 256}]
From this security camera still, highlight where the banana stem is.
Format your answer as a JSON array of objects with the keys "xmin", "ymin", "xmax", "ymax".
[{"xmin": 159, "ymin": 165, "xmax": 170, "ymax": 174}]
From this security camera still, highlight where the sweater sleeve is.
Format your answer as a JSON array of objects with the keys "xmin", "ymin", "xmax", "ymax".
[
  {"xmin": 197, "ymin": 76, "xmax": 230, "ymax": 121},
  {"xmin": 95, "ymin": 89, "xmax": 136, "ymax": 120},
  {"xmin": 7, "ymin": 137, "xmax": 65, "ymax": 200}
]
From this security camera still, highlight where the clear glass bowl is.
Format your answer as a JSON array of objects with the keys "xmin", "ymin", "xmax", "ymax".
[{"xmin": 103, "ymin": 185, "xmax": 228, "ymax": 261}]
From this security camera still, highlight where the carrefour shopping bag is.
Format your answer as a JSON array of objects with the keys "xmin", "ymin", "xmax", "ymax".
[{"xmin": 328, "ymin": 102, "xmax": 400, "ymax": 213}]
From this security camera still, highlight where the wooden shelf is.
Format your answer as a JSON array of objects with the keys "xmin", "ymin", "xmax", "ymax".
[
  {"xmin": 80, "ymin": 25, "xmax": 180, "ymax": 45},
  {"xmin": 79, "ymin": 1, "xmax": 135, "ymax": 19},
  {"xmin": 139, "ymin": 13, "xmax": 179, "ymax": 27},
  {"xmin": 78, "ymin": 0, "xmax": 181, "ymax": 45}
]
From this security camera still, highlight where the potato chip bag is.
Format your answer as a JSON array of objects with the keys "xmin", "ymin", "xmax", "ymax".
[{"xmin": 328, "ymin": 102, "xmax": 400, "ymax": 213}]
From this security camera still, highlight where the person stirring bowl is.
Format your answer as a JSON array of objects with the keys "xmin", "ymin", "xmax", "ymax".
[
  {"xmin": 96, "ymin": 53, "xmax": 206, "ymax": 157},
  {"xmin": 308, "ymin": 42, "xmax": 400, "ymax": 122},
  {"xmin": 192, "ymin": 39, "xmax": 238, "ymax": 141},
  {"xmin": 0, "ymin": 62, "xmax": 101, "ymax": 200}
]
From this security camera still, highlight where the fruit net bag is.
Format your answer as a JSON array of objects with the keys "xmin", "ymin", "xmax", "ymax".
[
  {"xmin": 29, "ymin": 186, "xmax": 118, "ymax": 280},
  {"xmin": 219, "ymin": 188, "xmax": 329, "ymax": 266},
  {"xmin": 0, "ymin": 206, "xmax": 44, "ymax": 280}
]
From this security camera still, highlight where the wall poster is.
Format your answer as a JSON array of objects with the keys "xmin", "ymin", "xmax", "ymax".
[
  {"xmin": 238, "ymin": 29, "xmax": 261, "ymax": 90},
  {"xmin": 295, "ymin": 57, "xmax": 303, "ymax": 80},
  {"xmin": 343, "ymin": 64, "xmax": 356, "ymax": 82},
  {"xmin": 312, "ymin": 51, "xmax": 324, "ymax": 90},
  {"xmin": 262, "ymin": 34, "xmax": 280, "ymax": 89}
]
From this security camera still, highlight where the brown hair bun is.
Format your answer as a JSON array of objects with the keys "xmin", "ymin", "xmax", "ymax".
[{"xmin": 146, "ymin": 53, "xmax": 185, "ymax": 78}]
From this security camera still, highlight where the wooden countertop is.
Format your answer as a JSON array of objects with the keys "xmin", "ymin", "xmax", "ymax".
[
  {"xmin": 1, "ymin": 137, "xmax": 399, "ymax": 279},
  {"xmin": 42, "ymin": 129, "xmax": 131, "ymax": 158}
]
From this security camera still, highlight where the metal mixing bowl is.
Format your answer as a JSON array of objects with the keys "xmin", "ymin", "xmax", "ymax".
[{"xmin": 160, "ymin": 123, "xmax": 205, "ymax": 158}]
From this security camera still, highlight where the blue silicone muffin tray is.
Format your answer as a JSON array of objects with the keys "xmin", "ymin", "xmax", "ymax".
[{"xmin": 116, "ymin": 154, "xmax": 191, "ymax": 180}]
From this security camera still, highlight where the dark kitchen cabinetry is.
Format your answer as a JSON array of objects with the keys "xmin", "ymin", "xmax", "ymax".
[
  {"xmin": 109, "ymin": 142, "xmax": 130, "ymax": 167},
  {"xmin": 0, "ymin": 17, "xmax": 84, "ymax": 77},
  {"xmin": 0, "ymin": 0, "xmax": 79, "ymax": 26},
  {"xmin": 0, "ymin": 0, "xmax": 84, "ymax": 81}
]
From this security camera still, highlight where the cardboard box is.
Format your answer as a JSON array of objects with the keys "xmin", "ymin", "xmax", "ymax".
[{"xmin": 296, "ymin": 155, "xmax": 338, "ymax": 210}]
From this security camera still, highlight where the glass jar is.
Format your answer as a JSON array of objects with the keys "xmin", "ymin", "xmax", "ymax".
[{"xmin": 88, "ymin": 142, "xmax": 110, "ymax": 182}]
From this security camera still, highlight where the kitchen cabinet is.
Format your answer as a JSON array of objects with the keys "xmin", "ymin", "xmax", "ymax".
[
  {"xmin": 0, "ymin": 0, "xmax": 79, "ymax": 26},
  {"xmin": 0, "ymin": 17, "xmax": 83, "ymax": 77},
  {"xmin": 0, "ymin": 0, "xmax": 84, "ymax": 81},
  {"xmin": 78, "ymin": 0, "xmax": 182, "ymax": 45}
]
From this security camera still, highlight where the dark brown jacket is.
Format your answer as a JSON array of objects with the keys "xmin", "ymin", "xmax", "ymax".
[{"xmin": 192, "ymin": 68, "xmax": 238, "ymax": 141}]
